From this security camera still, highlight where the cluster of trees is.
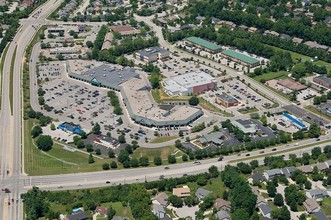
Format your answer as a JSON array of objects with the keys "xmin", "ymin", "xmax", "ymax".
[
  {"xmin": 36, "ymin": 135, "xmax": 53, "ymax": 151},
  {"xmin": 221, "ymin": 166, "xmax": 257, "ymax": 220},
  {"xmin": 91, "ymin": 25, "xmax": 108, "ymax": 59},
  {"xmin": 291, "ymin": 61, "xmax": 328, "ymax": 79},
  {"xmin": 95, "ymin": 36, "xmax": 158, "ymax": 66},
  {"xmin": 26, "ymin": 108, "xmax": 52, "ymax": 126},
  {"xmin": 186, "ymin": 1, "xmax": 331, "ymax": 46},
  {"xmin": 116, "ymin": 143, "xmax": 142, "ymax": 168},
  {"xmin": 188, "ymin": 96, "xmax": 199, "ymax": 106},
  {"xmin": 222, "ymin": 119, "xmax": 250, "ymax": 142},
  {"xmin": 107, "ymin": 91, "xmax": 123, "ymax": 115},
  {"xmin": 141, "ymin": 63, "xmax": 161, "ymax": 89},
  {"xmin": 284, "ymin": 184, "xmax": 306, "ymax": 211},
  {"xmin": 191, "ymin": 122, "xmax": 206, "ymax": 133},
  {"xmin": 72, "ymin": 7, "xmax": 129, "ymax": 23},
  {"xmin": 37, "ymin": 87, "xmax": 53, "ymax": 112},
  {"xmin": 313, "ymin": 90, "xmax": 331, "ymax": 105}
]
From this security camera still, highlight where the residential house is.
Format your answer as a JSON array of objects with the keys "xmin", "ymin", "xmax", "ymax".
[
  {"xmin": 248, "ymin": 27, "xmax": 258, "ymax": 33},
  {"xmin": 196, "ymin": 15, "xmax": 206, "ymax": 22},
  {"xmin": 66, "ymin": 210, "xmax": 88, "ymax": 220},
  {"xmin": 282, "ymin": 166, "xmax": 297, "ymax": 178},
  {"xmin": 280, "ymin": 34, "xmax": 291, "ymax": 40},
  {"xmin": 303, "ymin": 198, "xmax": 320, "ymax": 213},
  {"xmin": 304, "ymin": 41, "xmax": 329, "ymax": 51},
  {"xmin": 212, "ymin": 17, "xmax": 220, "ymax": 24},
  {"xmin": 251, "ymin": 186, "xmax": 260, "ymax": 196},
  {"xmin": 258, "ymin": 203, "xmax": 272, "ymax": 218},
  {"xmin": 313, "ymin": 211, "xmax": 328, "ymax": 220},
  {"xmin": 239, "ymin": 25, "xmax": 248, "ymax": 31},
  {"xmin": 292, "ymin": 37, "xmax": 303, "ymax": 44},
  {"xmin": 285, "ymin": 2, "xmax": 292, "ymax": 10},
  {"xmin": 173, "ymin": 186, "xmax": 190, "ymax": 198},
  {"xmin": 264, "ymin": 30, "xmax": 279, "ymax": 37},
  {"xmin": 195, "ymin": 188, "xmax": 212, "ymax": 200},
  {"xmin": 326, "ymin": 160, "xmax": 331, "ymax": 168},
  {"xmin": 214, "ymin": 198, "xmax": 231, "ymax": 211},
  {"xmin": 316, "ymin": 163, "xmax": 328, "ymax": 171},
  {"xmin": 298, "ymin": 165, "xmax": 313, "ymax": 173},
  {"xmin": 306, "ymin": 189, "xmax": 329, "ymax": 200},
  {"xmin": 249, "ymin": 173, "xmax": 266, "ymax": 182},
  {"xmin": 293, "ymin": 8, "xmax": 305, "ymax": 14},
  {"xmin": 95, "ymin": 206, "xmax": 108, "ymax": 217},
  {"xmin": 154, "ymin": 192, "xmax": 169, "ymax": 207},
  {"xmin": 301, "ymin": 0, "xmax": 311, "ymax": 7},
  {"xmin": 263, "ymin": 169, "xmax": 283, "ymax": 180},
  {"xmin": 152, "ymin": 204, "xmax": 166, "ymax": 219},
  {"xmin": 256, "ymin": 195, "xmax": 267, "ymax": 206},
  {"xmin": 215, "ymin": 210, "xmax": 231, "ymax": 220}
]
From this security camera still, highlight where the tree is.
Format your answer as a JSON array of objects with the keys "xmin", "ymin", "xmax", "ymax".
[
  {"xmin": 86, "ymin": 144, "xmax": 93, "ymax": 152},
  {"xmin": 86, "ymin": 41, "xmax": 94, "ymax": 48},
  {"xmin": 197, "ymin": 175, "xmax": 207, "ymax": 186},
  {"xmin": 39, "ymin": 116, "xmax": 51, "ymax": 126},
  {"xmin": 168, "ymin": 154, "xmax": 176, "ymax": 164},
  {"xmin": 274, "ymin": 193, "xmax": 284, "ymax": 206},
  {"xmin": 38, "ymin": 96, "xmax": 45, "ymax": 105},
  {"xmin": 168, "ymin": 195, "xmax": 183, "ymax": 208},
  {"xmin": 36, "ymin": 135, "xmax": 53, "ymax": 151},
  {"xmin": 130, "ymin": 158, "xmax": 139, "ymax": 167},
  {"xmin": 92, "ymin": 123, "xmax": 101, "ymax": 134},
  {"xmin": 118, "ymin": 134, "xmax": 126, "ymax": 143},
  {"xmin": 179, "ymin": 130, "xmax": 184, "ymax": 137},
  {"xmin": 182, "ymin": 154, "xmax": 188, "ymax": 161},
  {"xmin": 267, "ymin": 182, "xmax": 277, "ymax": 197},
  {"xmin": 271, "ymin": 206, "xmax": 291, "ymax": 220},
  {"xmin": 50, "ymin": 123, "xmax": 56, "ymax": 131},
  {"xmin": 188, "ymin": 96, "xmax": 199, "ymax": 106},
  {"xmin": 308, "ymin": 123, "xmax": 321, "ymax": 138},
  {"xmin": 31, "ymin": 125, "xmax": 43, "ymax": 138},
  {"xmin": 76, "ymin": 140, "xmax": 85, "ymax": 149},
  {"xmin": 154, "ymin": 156, "xmax": 162, "ymax": 166},
  {"xmin": 118, "ymin": 150, "xmax": 129, "ymax": 163},
  {"xmin": 249, "ymin": 160, "xmax": 259, "ymax": 169},
  {"xmin": 139, "ymin": 156, "xmax": 149, "ymax": 166},
  {"xmin": 110, "ymin": 161, "xmax": 117, "ymax": 168},
  {"xmin": 102, "ymin": 163, "xmax": 110, "ymax": 170},
  {"xmin": 260, "ymin": 114, "xmax": 268, "ymax": 126},
  {"xmin": 88, "ymin": 154, "xmax": 95, "ymax": 163},
  {"xmin": 231, "ymin": 209, "xmax": 250, "ymax": 220},
  {"xmin": 299, "ymin": 214, "xmax": 307, "ymax": 220},
  {"xmin": 107, "ymin": 206, "xmax": 116, "ymax": 220},
  {"xmin": 108, "ymin": 149, "xmax": 115, "ymax": 158},
  {"xmin": 311, "ymin": 147, "xmax": 322, "ymax": 160},
  {"xmin": 95, "ymin": 149, "xmax": 101, "ymax": 155}
]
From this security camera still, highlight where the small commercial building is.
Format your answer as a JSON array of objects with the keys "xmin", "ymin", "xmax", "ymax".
[
  {"xmin": 220, "ymin": 49, "xmax": 260, "ymax": 67},
  {"xmin": 163, "ymin": 71, "xmax": 217, "ymax": 96},
  {"xmin": 282, "ymin": 113, "xmax": 308, "ymax": 130},
  {"xmin": 215, "ymin": 93, "xmax": 238, "ymax": 108},
  {"xmin": 185, "ymin": 37, "xmax": 222, "ymax": 53},
  {"xmin": 135, "ymin": 47, "xmax": 170, "ymax": 63},
  {"xmin": 231, "ymin": 119, "xmax": 258, "ymax": 134},
  {"xmin": 313, "ymin": 76, "xmax": 331, "ymax": 89},
  {"xmin": 277, "ymin": 78, "xmax": 307, "ymax": 91},
  {"xmin": 57, "ymin": 122, "xmax": 84, "ymax": 134}
]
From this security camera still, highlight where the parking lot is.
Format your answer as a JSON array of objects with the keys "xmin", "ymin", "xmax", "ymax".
[
  {"xmin": 201, "ymin": 76, "xmax": 273, "ymax": 115},
  {"xmin": 266, "ymin": 113, "xmax": 301, "ymax": 133},
  {"xmin": 41, "ymin": 78, "xmax": 117, "ymax": 132}
]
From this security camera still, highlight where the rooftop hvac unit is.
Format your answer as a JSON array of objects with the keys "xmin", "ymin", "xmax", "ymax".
[{"xmin": 103, "ymin": 74, "xmax": 106, "ymax": 77}]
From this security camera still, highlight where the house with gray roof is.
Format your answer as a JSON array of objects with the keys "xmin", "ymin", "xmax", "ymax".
[
  {"xmin": 315, "ymin": 162, "xmax": 328, "ymax": 171},
  {"xmin": 306, "ymin": 189, "xmax": 330, "ymax": 200},
  {"xmin": 258, "ymin": 203, "xmax": 272, "ymax": 218},
  {"xmin": 66, "ymin": 210, "xmax": 88, "ymax": 220},
  {"xmin": 195, "ymin": 188, "xmax": 212, "ymax": 200},
  {"xmin": 215, "ymin": 210, "xmax": 230, "ymax": 220},
  {"xmin": 152, "ymin": 204, "xmax": 166, "ymax": 219},
  {"xmin": 249, "ymin": 173, "xmax": 266, "ymax": 182},
  {"xmin": 280, "ymin": 34, "xmax": 291, "ymax": 40},
  {"xmin": 282, "ymin": 166, "xmax": 297, "ymax": 178},
  {"xmin": 135, "ymin": 47, "xmax": 170, "ymax": 63},
  {"xmin": 154, "ymin": 192, "xmax": 168, "ymax": 207},
  {"xmin": 263, "ymin": 169, "xmax": 283, "ymax": 180},
  {"xmin": 297, "ymin": 165, "xmax": 313, "ymax": 173},
  {"xmin": 214, "ymin": 198, "xmax": 231, "ymax": 211}
]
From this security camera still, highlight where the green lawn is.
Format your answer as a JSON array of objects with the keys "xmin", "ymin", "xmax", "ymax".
[
  {"xmin": 24, "ymin": 119, "xmax": 110, "ymax": 176},
  {"xmin": 253, "ymin": 71, "xmax": 288, "ymax": 82},
  {"xmin": 198, "ymin": 97, "xmax": 233, "ymax": 117},
  {"xmin": 186, "ymin": 178, "xmax": 225, "ymax": 198},
  {"xmin": 131, "ymin": 145, "xmax": 183, "ymax": 162},
  {"xmin": 149, "ymin": 136, "xmax": 179, "ymax": 144},
  {"xmin": 0, "ymin": 44, "xmax": 9, "ymax": 110},
  {"xmin": 101, "ymin": 201, "xmax": 134, "ymax": 220},
  {"xmin": 320, "ymin": 197, "xmax": 331, "ymax": 217},
  {"xmin": 238, "ymin": 107, "xmax": 258, "ymax": 114},
  {"xmin": 9, "ymin": 46, "xmax": 17, "ymax": 115}
]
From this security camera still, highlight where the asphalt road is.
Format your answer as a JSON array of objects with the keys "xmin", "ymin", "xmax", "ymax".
[{"xmin": 0, "ymin": 0, "xmax": 64, "ymax": 219}]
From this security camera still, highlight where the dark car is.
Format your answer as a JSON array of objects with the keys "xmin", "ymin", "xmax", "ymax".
[
  {"xmin": 272, "ymin": 148, "xmax": 277, "ymax": 151},
  {"xmin": 164, "ymin": 167, "xmax": 170, "ymax": 170},
  {"xmin": 218, "ymin": 156, "xmax": 224, "ymax": 161},
  {"xmin": 159, "ymin": 175, "xmax": 165, "ymax": 179},
  {"xmin": 106, "ymin": 181, "xmax": 111, "ymax": 184},
  {"xmin": 246, "ymin": 154, "xmax": 250, "ymax": 156}
]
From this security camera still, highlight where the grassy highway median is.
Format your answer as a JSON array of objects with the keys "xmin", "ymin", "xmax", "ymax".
[
  {"xmin": 0, "ymin": 45, "xmax": 9, "ymax": 110},
  {"xmin": 9, "ymin": 46, "xmax": 17, "ymax": 115}
]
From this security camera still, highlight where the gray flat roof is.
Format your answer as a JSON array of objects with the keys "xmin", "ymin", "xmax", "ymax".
[
  {"xmin": 68, "ymin": 64, "xmax": 139, "ymax": 90},
  {"xmin": 136, "ymin": 47, "xmax": 169, "ymax": 58},
  {"xmin": 216, "ymin": 93, "xmax": 237, "ymax": 103}
]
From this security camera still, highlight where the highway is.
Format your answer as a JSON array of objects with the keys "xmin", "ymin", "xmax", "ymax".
[
  {"xmin": 0, "ymin": 4, "xmax": 329, "ymax": 220},
  {"xmin": 0, "ymin": 0, "xmax": 64, "ymax": 219}
]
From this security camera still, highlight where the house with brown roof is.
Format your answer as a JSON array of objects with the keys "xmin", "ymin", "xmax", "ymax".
[
  {"xmin": 172, "ymin": 186, "xmax": 190, "ymax": 198},
  {"xmin": 315, "ymin": 163, "xmax": 328, "ymax": 171},
  {"xmin": 303, "ymin": 198, "xmax": 320, "ymax": 213},
  {"xmin": 95, "ymin": 206, "xmax": 108, "ymax": 217},
  {"xmin": 292, "ymin": 37, "xmax": 303, "ymax": 44},
  {"xmin": 298, "ymin": 165, "xmax": 313, "ymax": 173},
  {"xmin": 214, "ymin": 198, "xmax": 231, "ymax": 211}
]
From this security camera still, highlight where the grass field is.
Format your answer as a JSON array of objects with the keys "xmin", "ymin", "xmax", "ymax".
[
  {"xmin": 186, "ymin": 178, "xmax": 225, "ymax": 198},
  {"xmin": 131, "ymin": 145, "xmax": 182, "ymax": 162},
  {"xmin": 149, "ymin": 136, "xmax": 178, "ymax": 144},
  {"xmin": 9, "ymin": 46, "xmax": 17, "ymax": 115},
  {"xmin": 0, "ymin": 44, "xmax": 9, "ymax": 110},
  {"xmin": 151, "ymin": 87, "xmax": 190, "ymax": 104},
  {"xmin": 253, "ymin": 71, "xmax": 288, "ymax": 82},
  {"xmin": 101, "ymin": 201, "xmax": 134, "ymax": 220},
  {"xmin": 24, "ymin": 119, "xmax": 111, "ymax": 175},
  {"xmin": 320, "ymin": 197, "xmax": 331, "ymax": 217},
  {"xmin": 198, "ymin": 97, "xmax": 233, "ymax": 116}
]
